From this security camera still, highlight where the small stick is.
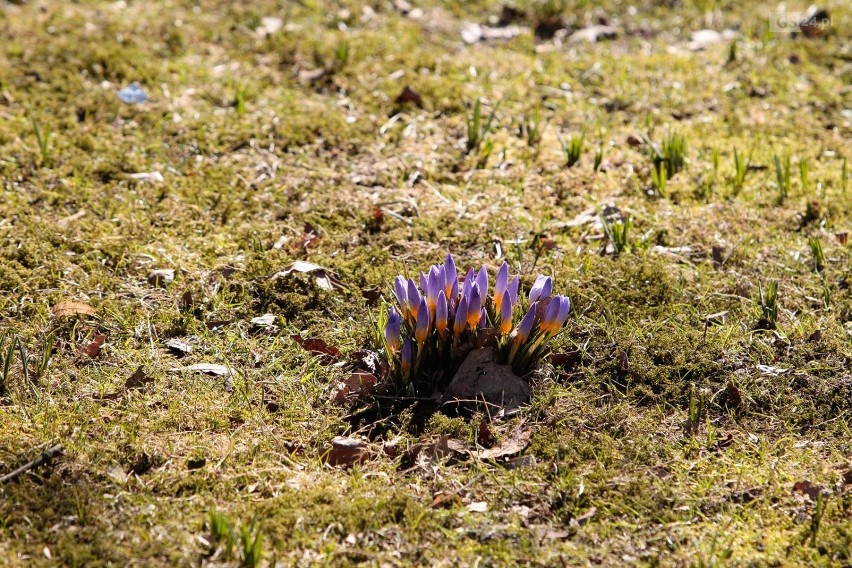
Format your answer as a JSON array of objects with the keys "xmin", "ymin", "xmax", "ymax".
[{"xmin": 1, "ymin": 444, "xmax": 63, "ymax": 484}]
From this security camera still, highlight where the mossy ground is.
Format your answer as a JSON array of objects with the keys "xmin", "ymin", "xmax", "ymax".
[{"xmin": 1, "ymin": 0, "xmax": 851, "ymax": 566}]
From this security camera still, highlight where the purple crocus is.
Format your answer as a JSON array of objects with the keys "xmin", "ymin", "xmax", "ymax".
[
  {"xmin": 540, "ymin": 295, "xmax": 571, "ymax": 335},
  {"xmin": 426, "ymin": 266, "xmax": 443, "ymax": 312},
  {"xmin": 508, "ymin": 275, "xmax": 519, "ymax": 306},
  {"xmin": 406, "ymin": 278, "xmax": 422, "ymax": 319},
  {"xmin": 513, "ymin": 303, "xmax": 537, "ymax": 345},
  {"xmin": 453, "ymin": 296, "xmax": 468, "ymax": 336},
  {"xmin": 466, "ymin": 284, "xmax": 482, "ymax": 327},
  {"xmin": 415, "ymin": 300, "xmax": 431, "ymax": 346},
  {"xmin": 401, "ymin": 337, "xmax": 413, "ymax": 377},
  {"xmin": 494, "ymin": 262, "xmax": 509, "ymax": 312},
  {"xmin": 478, "ymin": 307, "xmax": 487, "ymax": 328},
  {"xmin": 419, "ymin": 271, "xmax": 428, "ymax": 293},
  {"xmin": 528, "ymin": 275, "xmax": 553, "ymax": 303},
  {"xmin": 499, "ymin": 291, "xmax": 513, "ymax": 334},
  {"xmin": 444, "ymin": 254, "xmax": 457, "ymax": 298},
  {"xmin": 435, "ymin": 291, "xmax": 448, "ymax": 337},
  {"xmin": 394, "ymin": 276, "xmax": 409, "ymax": 314},
  {"xmin": 476, "ymin": 266, "xmax": 488, "ymax": 299},
  {"xmin": 384, "ymin": 306, "xmax": 402, "ymax": 353},
  {"xmin": 461, "ymin": 267, "xmax": 475, "ymax": 298}
]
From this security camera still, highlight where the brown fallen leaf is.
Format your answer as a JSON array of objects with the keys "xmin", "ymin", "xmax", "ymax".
[
  {"xmin": 478, "ymin": 427, "xmax": 532, "ymax": 460},
  {"xmin": 477, "ymin": 421, "xmax": 496, "ymax": 448},
  {"xmin": 81, "ymin": 334, "xmax": 106, "ymax": 358},
  {"xmin": 429, "ymin": 491, "xmax": 463, "ymax": 509},
  {"xmin": 842, "ymin": 470, "xmax": 852, "ymax": 487},
  {"xmin": 361, "ymin": 288, "xmax": 382, "ymax": 305},
  {"xmin": 793, "ymin": 480, "xmax": 824, "ymax": 501},
  {"xmin": 52, "ymin": 301, "xmax": 96, "ymax": 318},
  {"xmin": 270, "ymin": 261, "xmax": 345, "ymax": 292},
  {"xmin": 549, "ymin": 350, "xmax": 581, "ymax": 369},
  {"xmin": 292, "ymin": 223, "xmax": 321, "ymax": 251},
  {"xmin": 333, "ymin": 372, "xmax": 378, "ymax": 405},
  {"xmin": 350, "ymin": 350, "xmax": 389, "ymax": 380},
  {"xmin": 571, "ymin": 506, "xmax": 597, "ymax": 526},
  {"xmin": 125, "ymin": 366, "xmax": 153, "ymax": 390},
  {"xmin": 835, "ymin": 231, "xmax": 848, "ymax": 246},
  {"xmin": 148, "ymin": 269, "xmax": 175, "ymax": 288},
  {"xmin": 325, "ymin": 436, "xmax": 368, "ymax": 467},
  {"xmin": 723, "ymin": 382, "xmax": 742, "ymax": 410},
  {"xmin": 396, "ymin": 85, "xmax": 423, "ymax": 107},
  {"xmin": 292, "ymin": 334, "xmax": 342, "ymax": 362}
]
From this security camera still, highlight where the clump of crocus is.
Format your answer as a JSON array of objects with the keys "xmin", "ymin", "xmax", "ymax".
[{"xmin": 377, "ymin": 254, "xmax": 571, "ymax": 392}]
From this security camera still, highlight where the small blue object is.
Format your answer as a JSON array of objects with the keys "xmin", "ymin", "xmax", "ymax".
[{"xmin": 117, "ymin": 82, "xmax": 148, "ymax": 104}]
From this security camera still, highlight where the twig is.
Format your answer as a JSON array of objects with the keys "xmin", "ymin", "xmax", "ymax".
[{"xmin": 1, "ymin": 444, "xmax": 63, "ymax": 484}]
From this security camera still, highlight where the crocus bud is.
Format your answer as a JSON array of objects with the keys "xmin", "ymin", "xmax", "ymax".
[
  {"xmin": 401, "ymin": 337, "xmax": 413, "ymax": 378},
  {"xmin": 444, "ymin": 254, "xmax": 457, "ymax": 298},
  {"xmin": 476, "ymin": 266, "xmax": 488, "ymax": 299},
  {"xmin": 494, "ymin": 262, "xmax": 509, "ymax": 312},
  {"xmin": 466, "ymin": 285, "xmax": 482, "ymax": 328},
  {"xmin": 415, "ymin": 300, "xmax": 431, "ymax": 346},
  {"xmin": 541, "ymin": 295, "xmax": 571, "ymax": 336},
  {"xmin": 453, "ymin": 296, "xmax": 468, "ymax": 336},
  {"xmin": 508, "ymin": 275, "xmax": 519, "ymax": 306},
  {"xmin": 407, "ymin": 278, "xmax": 421, "ymax": 319},
  {"xmin": 394, "ymin": 276, "xmax": 408, "ymax": 313},
  {"xmin": 478, "ymin": 307, "xmax": 487, "ymax": 328},
  {"xmin": 426, "ymin": 266, "xmax": 442, "ymax": 312},
  {"xmin": 528, "ymin": 275, "xmax": 553, "ymax": 303},
  {"xmin": 513, "ymin": 303, "xmax": 537, "ymax": 346},
  {"xmin": 499, "ymin": 291, "xmax": 513, "ymax": 334},
  {"xmin": 461, "ymin": 268, "xmax": 475, "ymax": 298},
  {"xmin": 384, "ymin": 307, "xmax": 402, "ymax": 353},
  {"xmin": 435, "ymin": 291, "xmax": 448, "ymax": 337},
  {"xmin": 419, "ymin": 271, "xmax": 428, "ymax": 292}
]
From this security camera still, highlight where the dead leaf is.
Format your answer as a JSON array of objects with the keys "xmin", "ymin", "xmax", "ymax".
[
  {"xmin": 616, "ymin": 348, "xmax": 629, "ymax": 373},
  {"xmin": 171, "ymin": 363, "xmax": 233, "ymax": 376},
  {"xmin": 842, "ymin": 470, "xmax": 852, "ymax": 486},
  {"xmin": 125, "ymin": 366, "xmax": 153, "ymax": 390},
  {"xmin": 292, "ymin": 223, "xmax": 321, "ymax": 251},
  {"xmin": 333, "ymin": 372, "xmax": 378, "ymax": 405},
  {"xmin": 465, "ymin": 501, "xmax": 488, "ymax": 513},
  {"xmin": 403, "ymin": 436, "xmax": 459, "ymax": 468},
  {"xmin": 361, "ymin": 288, "xmax": 382, "ymax": 305},
  {"xmin": 477, "ymin": 421, "xmax": 496, "ymax": 448},
  {"xmin": 250, "ymin": 313, "xmax": 277, "ymax": 329},
  {"xmin": 81, "ymin": 334, "xmax": 106, "ymax": 358},
  {"xmin": 835, "ymin": 231, "xmax": 848, "ymax": 246},
  {"xmin": 179, "ymin": 290, "xmax": 194, "ymax": 311},
  {"xmin": 442, "ymin": 348, "xmax": 531, "ymax": 413},
  {"xmin": 206, "ymin": 319, "xmax": 235, "ymax": 330},
  {"xmin": 165, "ymin": 338, "xmax": 193, "ymax": 356},
  {"xmin": 271, "ymin": 261, "xmax": 345, "ymax": 292},
  {"xmin": 129, "ymin": 452, "xmax": 154, "ymax": 475},
  {"xmin": 396, "ymin": 85, "xmax": 423, "ymax": 107},
  {"xmin": 52, "ymin": 301, "xmax": 96, "ymax": 318},
  {"xmin": 723, "ymin": 382, "xmax": 742, "ymax": 410},
  {"xmin": 350, "ymin": 350, "xmax": 389, "ymax": 380},
  {"xmin": 292, "ymin": 334, "xmax": 342, "ymax": 362},
  {"xmin": 571, "ymin": 506, "xmax": 596, "ymax": 526},
  {"xmin": 793, "ymin": 480, "xmax": 824, "ymax": 502},
  {"xmin": 429, "ymin": 491, "xmax": 462, "ymax": 509},
  {"xmin": 325, "ymin": 436, "xmax": 368, "ymax": 467},
  {"xmin": 478, "ymin": 428, "xmax": 532, "ymax": 460},
  {"xmin": 298, "ymin": 67, "xmax": 327, "ymax": 84},
  {"xmin": 549, "ymin": 350, "xmax": 581, "ymax": 369},
  {"xmin": 148, "ymin": 269, "xmax": 175, "ymax": 288}
]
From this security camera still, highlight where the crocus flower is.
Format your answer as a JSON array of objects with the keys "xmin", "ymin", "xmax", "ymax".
[
  {"xmin": 415, "ymin": 300, "xmax": 431, "ymax": 346},
  {"xmin": 401, "ymin": 337, "xmax": 413, "ymax": 378},
  {"xmin": 540, "ymin": 295, "xmax": 571, "ymax": 336},
  {"xmin": 453, "ymin": 296, "xmax": 468, "ymax": 336},
  {"xmin": 394, "ymin": 276, "xmax": 408, "ymax": 313},
  {"xmin": 508, "ymin": 275, "xmax": 519, "ymax": 306},
  {"xmin": 426, "ymin": 266, "xmax": 442, "ymax": 312},
  {"xmin": 444, "ymin": 254, "xmax": 457, "ymax": 299},
  {"xmin": 384, "ymin": 307, "xmax": 402, "ymax": 353},
  {"xmin": 461, "ymin": 268, "xmax": 475, "ymax": 298},
  {"xmin": 478, "ymin": 307, "xmax": 487, "ymax": 328},
  {"xmin": 435, "ymin": 291, "xmax": 448, "ymax": 337},
  {"xmin": 466, "ymin": 285, "xmax": 482, "ymax": 328},
  {"xmin": 419, "ymin": 271, "xmax": 428, "ymax": 292},
  {"xmin": 513, "ymin": 303, "xmax": 537, "ymax": 346},
  {"xmin": 499, "ymin": 291, "xmax": 513, "ymax": 334},
  {"xmin": 407, "ymin": 278, "xmax": 421, "ymax": 319},
  {"xmin": 494, "ymin": 262, "xmax": 509, "ymax": 312},
  {"xmin": 476, "ymin": 266, "xmax": 488, "ymax": 299},
  {"xmin": 528, "ymin": 275, "xmax": 553, "ymax": 303}
]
